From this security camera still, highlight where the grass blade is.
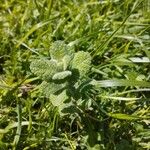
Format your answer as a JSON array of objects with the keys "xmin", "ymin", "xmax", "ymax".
[
  {"xmin": 16, "ymin": 15, "xmax": 59, "ymax": 48},
  {"xmin": 91, "ymin": 79, "xmax": 150, "ymax": 87},
  {"xmin": 92, "ymin": 0, "xmax": 144, "ymax": 56},
  {"xmin": 108, "ymin": 113, "xmax": 141, "ymax": 120},
  {"xmin": 101, "ymin": 96, "xmax": 141, "ymax": 101}
]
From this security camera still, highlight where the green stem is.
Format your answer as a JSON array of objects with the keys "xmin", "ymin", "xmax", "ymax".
[{"xmin": 12, "ymin": 98, "xmax": 22, "ymax": 150}]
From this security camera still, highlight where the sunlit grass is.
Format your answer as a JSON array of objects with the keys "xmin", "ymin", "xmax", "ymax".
[{"xmin": 0, "ymin": 0, "xmax": 150, "ymax": 149}]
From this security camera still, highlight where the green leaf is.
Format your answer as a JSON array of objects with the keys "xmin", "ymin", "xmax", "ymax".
[
  {"xmin": 144, "ymin": 49, "xmax": 150, "ymax": 59},
  {"xmin": 62, "ymin": 55, "xmax": 72, "ymax": 70},
  {"xmin": 52, "ymin": 71, "xmax": 72, "ymax": 81},
  {"xmin": 0, "ymin": 78, "xmax": 11, "ymax": 89},
  {"xmin": 16, "ymin": 18, "xmax": 56, "ymax": 47},
  {"xmin": 108, "ymin": 113, "xmax": 140, "ymax": 120},
  {"xmin": 30, "ymin": 59, "xmax": 57, "ymax": 81},
  {"xmin": 91, "ymin": 79, "xmax": 150, "ymax": 87},
  {"xmin": 40, "ymin": 81, "xmax": 65, "ymax": 97},
  {"xmin": 50, "ymin": 90, "xmax": 68, "ymax": 107},
  {"xmin": 129, "ymin": 57, "xmax": 150, "ymax": 63},
  {"xmin": 101, "ymin": 96, "xmax": 141, "ymax": 101},
  {"xmin": 71, "ymin": 51, "xmax": 91, "ymax": 77},
  {"xmin": 0, "ymin": 121, "xmax": 34, "ymax": 134},
  {"xmin": 50, "ymin": 41, "xmax": 74, "ymax": 61},
  {"xmin": 59, "ymin": 102, "xmax": 79, "ymax": 116}
]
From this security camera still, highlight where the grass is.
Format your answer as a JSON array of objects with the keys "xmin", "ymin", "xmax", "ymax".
[{"xmin": 0, "ymin": 0, "xmax": 150, "ymax": 149}]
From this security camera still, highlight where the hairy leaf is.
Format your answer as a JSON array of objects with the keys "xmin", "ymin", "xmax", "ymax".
[
  {"xmin": 52, "ymin": 71, "xmax": 72, "ymax": 81},
  {"xmin": 71, "ymin": 51, "xmax": 91, "ymax": 77},
  {"xmin": 62, "ymin": 55, "xmax": 72, "ymax": 70},
  {"xmin": 39, "ymin": 81, "xmax": 65, "ymax": 97},
  {"xmin": 30, "ymin": 59, "xmax": 57, "ymax": 81},
  {"xmin": 50, "ymin": 41, "xmax": 74, "ymax": 61},
  {"xmin": 50, "ymin": 90, "xmax": 68, "ymax": 106}
]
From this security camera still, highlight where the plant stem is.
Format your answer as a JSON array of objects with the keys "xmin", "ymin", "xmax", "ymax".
[{"xmin": 12, "ymin": 98, "xmax": 22, "ymax": 150}]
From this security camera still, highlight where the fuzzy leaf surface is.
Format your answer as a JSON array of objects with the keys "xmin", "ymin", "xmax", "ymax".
[
  {"xmin": 52, "ymin": 71, "xmax": 72, "ymax": 81},
  {"xmin": 39, "ymin": 81, "xmax": 65, "ymax": 98},
  {"xmin": 71, "ymin": 51, "xmax": 91, "ymax": 77},
  {"xmin": 50, "ymin": 90, "xmax": 68, "ymax": 107},
  {"xmin": 30, "ymin": 59, "xmax": 57, "ymax": 81},
  {"xmin": 50, "ymin": 41, "xmax": 74, "ymax": 61},
  {"xmin": 62, "ymin": 55, "xmax": 72, "ymax": 70}
]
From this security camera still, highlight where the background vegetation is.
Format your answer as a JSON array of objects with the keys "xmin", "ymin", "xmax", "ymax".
[{"xmin": 0, "ymin": 0, "xmax": 150, "ymax": 149}]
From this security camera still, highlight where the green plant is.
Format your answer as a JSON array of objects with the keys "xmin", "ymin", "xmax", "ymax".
[
  {"xmin": 29, "ymin": 40, "xmax": 150, "ymax": 149},
  {"xmin": 0, "ymin": 0, "xmax": 150, "ymax": 149},
  {"xmin": 30, "ymin": 41, "xmax": 92, "ymax": 115}
]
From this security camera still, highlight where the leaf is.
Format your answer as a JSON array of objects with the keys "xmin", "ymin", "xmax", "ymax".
[
  {"xmin": 40, "ymin": 81, "xmax": 65, "ymax": 97},
  {"xmin": 108, "ymin": 113, "xmax": 140, "ymax": 120},
  {"xmin": 61, "ymin": 104, "xmax": 78, "ymax": 114},
  {"xmin": 30, "ymin": 59, "xmax": 58, "ymax": 81},
  {"xmin": 16, "ymin": 19, "xmax": 53, "ymax": 47},
  {"xmin": 62, "ymin": 55, "xmax": 72, "ymax": 70},
  {"xmin": 52, "ymin": 71, "xmax": 72, "ymax": 81},
  {"xmin": 50, "ymin": 90, "xmax": 68, "ymax": 107},
  {"xmin": 144, "ymin": 49, "xmax": 150, "ymax": 59},
  {"xmin": 91, "ymin": 79, "xmax": 150, "ymax": 87},
  {"xmin": 0, "ymin": 78, "xmax": 11, "ymax": 89},
  {"xmin": 115, "ymin": 34, "xmax": 142, "ymax": 44},
  {"xmin": 50, "ymin": 41, "xmax": 74, "ymax": 61},
  {"xmin": 112, "ymin": 55, "xmax": 135, "ymax": 66},
  {"xmin": 0, "ymin": 84, "xmax": 11, "ymax": 89},
  {"xmin": 129, "ymin": 57, "xmax": 150, "ymax": 63},
  {"xmin": 101, "ymin": 96, "xmax": 141, "ymax": 101},
  {"xmin": 59, "ymin": 102, "xmax": 79, "ymax": 116},
  {"xmin": 71, "ymin": 51, "xmax": 91, "ymax": 77},
  {"xmin": 0, "ymin": 121, "xmax": 34, "ymax": 134}
]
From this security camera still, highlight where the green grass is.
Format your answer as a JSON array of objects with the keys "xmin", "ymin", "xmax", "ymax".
[{"xmin": 0, "ymin": 0, "xmax": 150, "ymax": 149}]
